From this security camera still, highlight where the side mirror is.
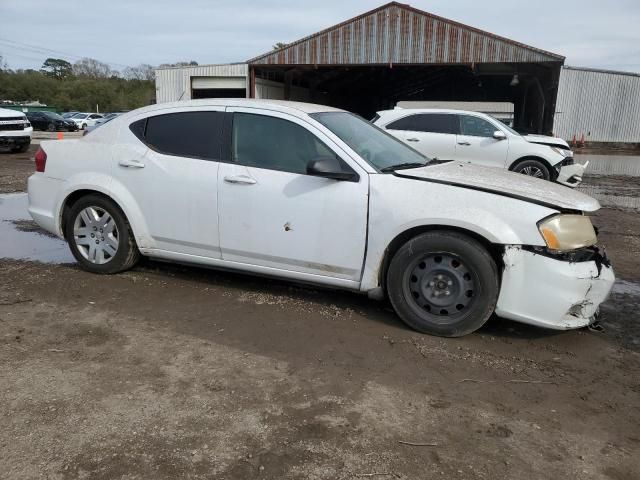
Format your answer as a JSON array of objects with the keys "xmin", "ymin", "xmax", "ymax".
[
  {"xmin": 307, "ymin": 156, "xmax": 359, "ymax": 182},
  {"xmin": 493, "ymin": 131, "xmax": 507, "ymax": 140}
]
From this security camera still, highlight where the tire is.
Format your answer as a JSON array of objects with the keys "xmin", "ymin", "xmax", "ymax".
[
  {"xmin": 512, "ymin": 159, "xmax": 551, "ymax": 181},
  {"xmin": 64, "ymin": 194, "xmax": 140, "ymax": 274},
  {"xmin": 11, "ymin": 143, "xmax": 30, "ymax": 153},
  {"xmin": 47, "ymin": 123, "xmax": 55, "ymax": 132},
  {"xmin": 386, "ymin": 231, "xmax": 499, "ymax": 337},
  {"xmin": 81, "ymin": 124, "xmax": 87, "ymax": 130}
]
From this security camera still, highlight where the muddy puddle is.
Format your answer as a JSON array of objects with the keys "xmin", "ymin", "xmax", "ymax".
[{"xmin": 0, "ymin": 193, "xmax": 74, "ymax": 264}]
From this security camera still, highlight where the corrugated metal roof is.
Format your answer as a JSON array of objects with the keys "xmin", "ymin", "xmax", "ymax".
[
  {"xmin": 554, "ymin": 66, "xmax": 640, "ymax": 143},
  {"xmin": 248, "ymin": 2, "xmax": 564, "ymax": 66}
]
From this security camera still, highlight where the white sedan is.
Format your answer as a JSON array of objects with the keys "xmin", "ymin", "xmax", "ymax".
[
  {"xmin": 70, "ymin": 112, "xmax": 104, "ymax": 130},
  {"xmin": 27, "ymin": 99, "xmax": 614, "ymax": 337},
  {"xmin": 373, "ymin": 108, "xmax": 586, "ymax": 187}
]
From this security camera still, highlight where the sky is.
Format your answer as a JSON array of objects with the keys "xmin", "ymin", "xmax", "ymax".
[{"xmin": 1, "ymin": 0, "xmax": 639, "ymax": 73}]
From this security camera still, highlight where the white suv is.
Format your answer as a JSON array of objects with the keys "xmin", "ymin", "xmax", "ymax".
[
  {"xmin": 373, "ymin": 108, "xmax": 585, "ymax": 187},
  {"xmin": 0, "ymin": 107, "xmax": 33, "ymax": 153}
]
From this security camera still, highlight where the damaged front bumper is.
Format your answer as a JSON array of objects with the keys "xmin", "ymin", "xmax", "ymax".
[
  {"xmin": 495, "ymin": 245, "xmax": 614, "ymax": 330},
  {"xmin": 555, "ymin": 160, "xmax": 588, "ymax": 187}
]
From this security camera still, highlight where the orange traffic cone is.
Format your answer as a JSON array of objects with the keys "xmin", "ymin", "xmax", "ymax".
[
  {"xmin": 578, "ymin": 133, "xmax": 585, "ymax": 148},
  {"xmin": 570, "ymin": 134, "xmax": 576, "ymax": 147},
  {"xmin": 56, "ymin": 132, "xmax": 64, "ymax": 140}
]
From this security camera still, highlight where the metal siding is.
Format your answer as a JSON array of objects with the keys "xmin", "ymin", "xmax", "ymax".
[
  {"xmin": 155, "ymin": 64, "xmax": 248, "ymax": 103},
  {"xmin": 555, "ymin": 67, "xmax": 640, "ymax": 143},
  {"xmin": 249, "ymin": 4, "xmax": 562, "ymax": 65}
]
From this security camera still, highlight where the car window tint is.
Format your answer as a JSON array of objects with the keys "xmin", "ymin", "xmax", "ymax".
[
  {"xmin": 142, "ymin": 111, "xmax": 224, "ymax": 160},
  {"xmin": 385, "ymin": 115, "xmax": 417, "ymax": 131},
  {"xmin": 129, "ymin": 118, "xmax": 146, "ymax": 141},
  {"xmin": 412, "ymin": 114, "xmax": 457, "ymax": 134},
  {"xmin": 459, "ymin": 115, "xmax": 496, "ymax": 137},
  {"xmin": 232, "ymin": 113, "xmax": 341, "ymax": 175}
]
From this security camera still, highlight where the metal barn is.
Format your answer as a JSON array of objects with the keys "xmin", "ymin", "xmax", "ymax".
[{"xmin": 156, "ymin": 2, "xmax": 567, "ymax": 134}]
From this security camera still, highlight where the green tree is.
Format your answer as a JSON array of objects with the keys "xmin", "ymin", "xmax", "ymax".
[
  {"xmin": 272, "ymin": 42, "xmax": 288, "ymax": 50},
  {"xmin": 40, "ymin": 58, "xmax": 73, "ymax": 79}
]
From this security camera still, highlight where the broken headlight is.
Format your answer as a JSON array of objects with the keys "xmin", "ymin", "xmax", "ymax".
[{"xmin": 538, "ymin": 214, "xmax": 597, "ymax": 252}]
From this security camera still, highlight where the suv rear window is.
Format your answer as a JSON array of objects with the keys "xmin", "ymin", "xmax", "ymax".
[
  {"xmin": 386, "ymin": 114, "xmax": 457, "ymax": 134},
  {"xmin": 129, "ymin": 111, "xmax": 225, "ymax": 160}
]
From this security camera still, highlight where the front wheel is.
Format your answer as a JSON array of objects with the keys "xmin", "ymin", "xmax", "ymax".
[
  {"xmin": 386, "ymin": 231, "xmax": 499, "ymax": 337},
  {"xmin": 11, "ymin": 143, "xmax": 30, "ymax": 153},
  {"xmin": 64, "ymin": 194, "xmax": 140, "ymax": 274},
  {"xmin": 512, "ymin": 159, "xmax": 551, "ymax": 180}
]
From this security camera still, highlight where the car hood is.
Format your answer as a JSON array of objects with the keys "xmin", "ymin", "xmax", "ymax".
[
  {"xmin": 393, "ymin": 161, "xmax": 600, "ymax": 212},
  {"xmin": 522, "ymin": 134, "xmax": 570, "ymax": 149}
]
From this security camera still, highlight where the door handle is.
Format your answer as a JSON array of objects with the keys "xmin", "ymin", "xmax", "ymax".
[
  {"xmin": 457, "ymin": 141, "xmax": 471, "ymax": 146},
  {"xmin": 224, "ymin": 175, "xmax": 256, "ymax": 185},
  {"xmin": 406, "ymin": 138, "xmax": 420, "ymax": 142},
  {"xmin": 118, "ymin": 159, "xmax": 145, "ymax": 168}
]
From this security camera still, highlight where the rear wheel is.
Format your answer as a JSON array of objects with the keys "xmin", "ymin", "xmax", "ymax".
[
  {"xmin": 512, "ymin": 159, "xmax": 551, "ymax": 180},
  {"xmin": 64, "ymin": 194, "xmax": 140, "ymax": 274},
  {"xmin": 386, "ymin": 231, "xmax": 499, "ymax": 337},
  {"xmin": 47, "ymin": 123, "xmax": 55, "ymax": 132}
]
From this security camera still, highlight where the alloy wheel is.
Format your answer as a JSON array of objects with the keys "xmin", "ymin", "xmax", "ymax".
[
  {"xmin": 520, "ymin": 166, "xmax": 544, "ymax": 178},
  {"xmin": 73, "ymin": 206, "xmax": 119, "ymax": 264}
]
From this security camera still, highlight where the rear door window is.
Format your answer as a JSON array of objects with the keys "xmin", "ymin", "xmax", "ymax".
[
  {"xmin": 132, "ymin": 111, "xmax": 225, "ymax": 160},
  {"xmin": 387, "ymin": 113, "xmax": 458, "ymax": 134}
]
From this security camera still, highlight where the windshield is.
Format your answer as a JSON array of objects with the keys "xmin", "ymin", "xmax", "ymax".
[{"xmin": 310, "ymin": 112, "xmax": 430, "ymax": 171}]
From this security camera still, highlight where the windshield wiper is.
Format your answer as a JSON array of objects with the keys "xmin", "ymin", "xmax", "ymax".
[{"xmin": 380, "ymin": 161, "xmax": 429, "ymax": 172}]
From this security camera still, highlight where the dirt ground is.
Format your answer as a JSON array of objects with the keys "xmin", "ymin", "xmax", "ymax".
[{"xmin": 1, "ymin": 147, "xmax": 639, "ymax": 479}]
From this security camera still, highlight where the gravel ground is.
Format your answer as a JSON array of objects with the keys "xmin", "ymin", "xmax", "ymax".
[{"xmin": 1, "ymin": 146, "xmax": 639, "ymax": 480}]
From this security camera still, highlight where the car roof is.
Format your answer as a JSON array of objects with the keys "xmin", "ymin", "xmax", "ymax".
[
  {"xmin": 377, "ymin": 108, "xmax": 491, "ymax": 116},
  {"xmin": 125, "ymin": 99, "xmax": 346, "ymax": 119}
]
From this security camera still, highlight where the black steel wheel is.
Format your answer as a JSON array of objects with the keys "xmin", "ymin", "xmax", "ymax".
[
  {"xmin": 47, "ymin": 122, "xmax": 55, "ymax": 132},
  {"xmin": 387, "ymin": 231, "xmax": 499, "ymax": 337}
]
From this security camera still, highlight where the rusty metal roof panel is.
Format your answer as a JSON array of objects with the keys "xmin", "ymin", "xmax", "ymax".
[{"xmin": 248, "ymin": 2, "xmax": 564, "ymax": 65}]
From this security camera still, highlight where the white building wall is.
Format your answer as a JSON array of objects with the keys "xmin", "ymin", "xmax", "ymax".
[
  {"xmin": 155, "ymin": 64, "xmax": 248, "ymax": 103},
  {"xmin": 555, "ymin": 66, "xmax": 640, "ymax": 143}
]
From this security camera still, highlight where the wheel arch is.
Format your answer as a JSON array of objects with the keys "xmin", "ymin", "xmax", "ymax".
[
  {"xmin": 58, "ymin": 185, "xmax": 151, "ymax": 249},
  {"xmin": 376, "ymin": 225, "xmax": 504, "ymax": 299}
]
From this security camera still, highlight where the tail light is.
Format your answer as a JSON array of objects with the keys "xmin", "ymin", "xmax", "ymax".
[{"xmin": 34, "ymin": 147, "xmax": 47, "ymax": 172}]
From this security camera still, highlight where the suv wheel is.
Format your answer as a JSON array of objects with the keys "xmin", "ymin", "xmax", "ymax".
[
  {"xmin": 386, "ymin": 231, "xmax": 499, "ymax": 337},
  {"xmin": 512, "ymin": 159, "xmax": 551, "ymax": 180},
  {"xmin": 65, "ymin": 194, "xmax": 140, "ymax": 274}
]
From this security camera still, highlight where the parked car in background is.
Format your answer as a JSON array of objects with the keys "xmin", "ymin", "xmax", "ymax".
[
  {"xmin": 62, "ymin": 111, "xmax": 80, "ymax": 119},
  {"xmin": 27, "ymin": 99, "xmax": 614, "ymax": 338},
  {"xmin": 0, "ymin": 107, "xmax": 33, "ymax": 153},
  {"xmin": 70, "ymin": 112, "xmax": 104, "ymax": 130},
  {"xmin": 25, "ymin": 111, "xmax": 78, "ymax": 132},
  {"xmin": 373, "ymin": 108, "xmax": 585, "ymax": 187},
  {"xmin": 83, "ymin": 113, "xmax": 122, "ymax": 135}
]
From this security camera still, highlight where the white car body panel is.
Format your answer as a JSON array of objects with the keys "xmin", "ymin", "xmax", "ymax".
[
  {"xmin": 374, "ymin": 108, "xmax": 586, "ymax": 187},
  {"xmin": 27, "ymin": 99, "xmax": 614, "ymax": 333}
]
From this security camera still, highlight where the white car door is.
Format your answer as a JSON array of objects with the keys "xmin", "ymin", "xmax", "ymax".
[
  {"xmin": 454, "ymin": 114, "xmax": 509, "ymax": 168},
  {"xmin": 112, "ymin": 108, "xmax": 224, "ymax": 258},
  {"xmin": 217, "ymin": 108, "xmax": 369, "ymax": 281},
  {"xmin": 384, "ymin": 113, "xmax": 457, "ymax": 160}
]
